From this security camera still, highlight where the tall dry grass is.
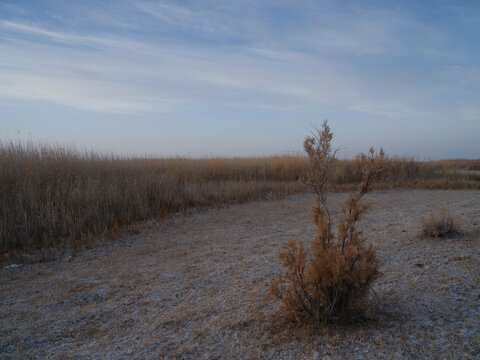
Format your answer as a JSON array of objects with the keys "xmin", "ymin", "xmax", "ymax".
[
  {"xmin": 0, "ymin": 140, "xmax": 306, "ymax": 255},
  {"xmin": 1, "ymin": 139, "xmax": 478, "ymax": 257}
]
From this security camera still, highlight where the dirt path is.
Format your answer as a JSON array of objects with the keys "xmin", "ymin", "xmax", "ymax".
[{"xmin": 1, "ymin": 189, "xmax": 480, "ymax": 359}]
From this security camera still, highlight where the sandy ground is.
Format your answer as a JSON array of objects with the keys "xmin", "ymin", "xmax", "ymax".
[{"xmin": 1, "ymin": 189, "xmax": 480, "ymax": 359}]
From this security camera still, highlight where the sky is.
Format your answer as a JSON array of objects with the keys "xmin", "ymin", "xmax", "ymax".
[{"xmin": 0, "ymin": 0, "xmax": 479, "ymax": 159}]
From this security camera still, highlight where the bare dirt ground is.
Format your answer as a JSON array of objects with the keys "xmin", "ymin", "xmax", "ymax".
[{"xmin": 1, "ymin": 189, "xmax": 480, "ymax": 359}]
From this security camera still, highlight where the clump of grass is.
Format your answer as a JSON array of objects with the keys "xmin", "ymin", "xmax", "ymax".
[
  {"xmin": 269, "ymin": 121, "xmax": 386, "ymax": 325},
  {"xmin": 420, "ymin": 208, "xmax": 460, "ymax": 238}
]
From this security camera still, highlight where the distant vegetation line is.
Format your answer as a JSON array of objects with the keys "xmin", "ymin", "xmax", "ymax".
[{"xmin": 1, "ymin": 140, "xmax": 479, "ymax": 259}]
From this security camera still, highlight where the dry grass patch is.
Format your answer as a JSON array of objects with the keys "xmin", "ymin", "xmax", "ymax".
[{"xmin": 420, "ymin": 208, "xmax": 460, "ymax": 238}]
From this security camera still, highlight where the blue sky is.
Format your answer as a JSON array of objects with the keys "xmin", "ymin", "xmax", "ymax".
[{"xmin": 1, "ymin": 0, "xmax": 479, "ymax": 159}]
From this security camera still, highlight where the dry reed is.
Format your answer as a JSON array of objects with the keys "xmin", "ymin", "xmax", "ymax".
[
  {"xmin": 0, "ymin": 140, "xmax": 306, "ymax": 257},
  {"xmin": 0, "ymin": 139, "xmax": 478, "ymax": 258}
]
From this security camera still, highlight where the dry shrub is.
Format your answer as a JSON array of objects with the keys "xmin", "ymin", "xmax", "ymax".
[
  {"xmin": 420, "ymin": 208, "xmax": 460, "ymax": 238},
  {"xmin": 269, "ymin": 121, "xmax": 387, "ymax": 325}
]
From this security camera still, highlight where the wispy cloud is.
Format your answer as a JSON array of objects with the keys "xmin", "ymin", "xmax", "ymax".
[
  {"xmin": 0, "ymin": 20, "xmax": 142, "ymax": 50},
  {"xmin": 0, "ymin": 71, "xmax": 180, "ymax": 114},
  {"xmin": 0, "ymin": 16, "xmax": 444, "ymax": 118},
  {"xmin": 135, "ymin": 0, "xmax": 248, "ymax": 37},
  {"xmin": 310, "ymin": 12, "xmax": 397, "ymax": 55},
  {"xmin": 0, "ymin": 1, "xmax": 479, "ymax": 136},
  {"xmin": 136, "ymin": 1, "xmax": 198, "ymax": 27},
  {"xmin": 0, "ymin": 20, "xmax": 108, "ymax": 46}
]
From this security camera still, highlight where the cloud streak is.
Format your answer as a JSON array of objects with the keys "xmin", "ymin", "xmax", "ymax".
[{"xmin": 1, "ymin": 15, "xmax": 440, "ymax": 117}]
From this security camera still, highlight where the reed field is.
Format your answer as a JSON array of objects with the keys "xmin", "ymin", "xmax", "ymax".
[{"xmin": 1, "ymin": 140, "xmax": 479, "ymax": 258}]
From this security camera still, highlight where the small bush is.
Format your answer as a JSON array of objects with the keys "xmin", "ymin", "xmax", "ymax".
[
  {"xmin": 421, "ymin": 208, "xmax": 460, "ymax": 238},
  {"xmin": 269, "ymin": 121, "xmax": 386, "ymax": 325}
]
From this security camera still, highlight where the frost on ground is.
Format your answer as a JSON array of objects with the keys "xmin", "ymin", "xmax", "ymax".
[{"xmin": 1, "ymin": 189, "xmax": 479, "ymax": 359}]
